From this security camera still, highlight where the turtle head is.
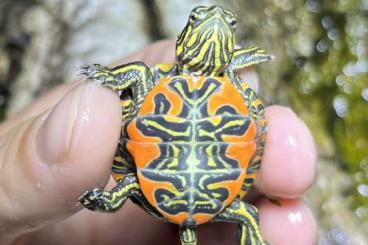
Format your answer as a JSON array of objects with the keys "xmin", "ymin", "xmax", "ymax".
[{"xmin": 176, "ymin": 6, "xmax": 236, "ymax": 76}]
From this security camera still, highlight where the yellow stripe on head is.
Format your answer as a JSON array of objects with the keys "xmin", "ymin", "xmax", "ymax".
[{"xmin": 176, "ymin": 6, "xmax": 236, "ymax": 76}]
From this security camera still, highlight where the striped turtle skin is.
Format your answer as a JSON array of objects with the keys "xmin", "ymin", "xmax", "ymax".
[{"xmin": 79, "ymin": 5, "xmax": 272, "ymax": 245}]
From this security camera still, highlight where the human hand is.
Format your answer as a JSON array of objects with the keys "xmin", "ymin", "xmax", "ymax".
[{"xmin": 0, "ymin": 40, "xmax": 317, "ymax": 245}]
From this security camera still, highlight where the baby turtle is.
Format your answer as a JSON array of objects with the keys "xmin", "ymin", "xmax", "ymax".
[{"xmin": 79, "ymin": 5, "xmax": 272, "ymax": 245}]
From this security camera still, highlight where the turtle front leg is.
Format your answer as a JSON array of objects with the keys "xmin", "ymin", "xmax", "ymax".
[
  {"xmin": 179, "ymin": 226, "xmax": 198, "ymax": 245},
  {"xmin": 213, "ymin": 198, "xmax": 268, "ymax": 245},
  {"xmin": 227, "ymin": 47, "xmax": 274, "ymax": 72},
  {"xmin": 80, "ymin": 61, "xmax": 154, "ymax": 113}
]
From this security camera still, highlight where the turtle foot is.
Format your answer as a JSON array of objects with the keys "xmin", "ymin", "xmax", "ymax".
[
  {"xmin": 78, "ymin": 188, "xmax": 105, "ymax": 211},
  {"xmin": 79, "ymin": 64, "xmax": 112, "ymax": 86}
]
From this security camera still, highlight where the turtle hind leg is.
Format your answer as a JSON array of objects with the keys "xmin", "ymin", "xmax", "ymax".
[
  {"xmin": 79, "ymin": 173, "xmax": 163, "ymax": 220},
  {"xmin": 179, "ymin": 226, "xmax": 198, "ymax": 245},
  {"xmin": 79, "ymin": 173, "xmax": 139, "ymax": 212},
  {"xmin": 213, "ymin": 198, "xmax": 268, "ymax": 245}
]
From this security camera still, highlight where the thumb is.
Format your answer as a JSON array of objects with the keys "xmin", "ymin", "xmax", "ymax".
[{"xmin": 0, "ymin": 82, "xmax": 121, "ymax": 243}]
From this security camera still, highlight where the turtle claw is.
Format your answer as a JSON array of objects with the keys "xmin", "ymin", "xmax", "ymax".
[
  {"xmin": 79, "ymin": 64, "xmax": 112, "ymax": 86},
  {"xmin": 79, "ymin": 64, "xmax": 97, "ymax": 77},
  {"xmin": 79, "ymin": 188, "xmax": 104, "ymax": 211}
]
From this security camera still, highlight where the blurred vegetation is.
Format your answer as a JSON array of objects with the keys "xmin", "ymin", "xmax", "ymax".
[{"xmin": 279, "ymin": 0, "xmax": 368, "ymax": 219}]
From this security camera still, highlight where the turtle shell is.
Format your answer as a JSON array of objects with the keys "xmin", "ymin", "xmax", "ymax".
[{"xmin": 126, "ymin": 75, "xmax": 262, "ymax": 226}]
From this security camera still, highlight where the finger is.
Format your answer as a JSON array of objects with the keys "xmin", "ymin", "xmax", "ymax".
[
  {"xmin": 255, "ymin": 105, "xmax": 317, "ymax": 198},
  {"xmin": 0, "ymin": 83, "xmax": 121, "ymax": 242},
  {"xmin": 18, "ymin": 200, "xmax": 179, "ymax": 244},
  {"xmin": 113, "ymin": 39, "xmax": 175, "ymax": 67},
  {"xmin": 0, "ymin": 40, "xmax": 176, "ymax": 136},
  {"xmin": 197, "ymin": 198, "xmax": 316, "ymax": 245},
  {"xmin": 258, "ymin": 198, "xmax": 317, "ymax": 245},
  {"xmin": 91, "ymin": 199, "xmax": 315, "ymax": 245}
]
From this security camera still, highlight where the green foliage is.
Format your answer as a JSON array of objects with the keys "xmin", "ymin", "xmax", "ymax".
[{"xmin": 285, "ymin": 0, "xmax": 368, "ymax": 216}]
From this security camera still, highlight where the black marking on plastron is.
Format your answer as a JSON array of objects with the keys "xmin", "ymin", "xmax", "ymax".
[
  {"xmin": 196, "ymin": 115, "xmax": 250, "ymax": 142},
  {"xmin": 136, "ymin": 116, "xmax": 191, "ymax": 141},
  {"xmin": 136, "ymin": 77, "xmax": 251, "ymax": 223},
  {"xmin": 215, "ymin": 105, "xmax": 238, "ymax": 115},
  {"xmin": 175, "ymin": 94, "xmax": 190, "ymax": 118},
  {"xmin": 142, "ymin": 144, "xmax": 191, "ymax": 171},
  {"xmin": 155, "ymin": 189, "xmax": 189, "ymax": 213},
  {"xmin": 152, "ymin": 172, "xmax": 229, "ymax": 216},
  {"xmin": 142, "ymin": 165, "xmax": 189, "ymax": 192},
  {"xmin": 169, "ymin": 77, "xmax": 221, "ymax": 105},
  {"xmin": 196, "ymin": 143, "xmax": 239, "ymax": 170},
  {"xmin": 199, "ymin": 102, "xmax": 209, "ymax": 118},
  {"xmin": 154, "ymin": 93, "xmax": 171, "ymax": 114}
]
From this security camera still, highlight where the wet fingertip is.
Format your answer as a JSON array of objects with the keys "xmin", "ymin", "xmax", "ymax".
[
  {"xmin": 258, "ymin": 198, "xmax": 317, "ymax": 245},
  {"xmin": 256, "ymin": 105, "xmax": 317, "ymax": 197}
]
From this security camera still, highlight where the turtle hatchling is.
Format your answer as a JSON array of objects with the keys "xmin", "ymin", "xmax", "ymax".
[{"xmin": 79, "ymin": 5, "xmax": 273, "ymax": 245}]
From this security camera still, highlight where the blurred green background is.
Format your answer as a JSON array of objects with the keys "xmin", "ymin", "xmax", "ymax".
[{"xmin": 0, "ymin": 0, "xmax": 367, "ymax": 244}]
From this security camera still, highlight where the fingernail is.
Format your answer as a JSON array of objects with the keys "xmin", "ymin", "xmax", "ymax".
[
  {"xmin": 36, "ymin": 83, "xmax": 92, "ymax": 164},
  {"xmin": 238, "ymin": 67, "xmax": 259, "ymax": 93}
]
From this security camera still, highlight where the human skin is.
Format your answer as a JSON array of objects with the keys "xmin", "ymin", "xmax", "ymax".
[{"xmin": 0, "ymin": 40, "xmax": 317, "ymax": 245}]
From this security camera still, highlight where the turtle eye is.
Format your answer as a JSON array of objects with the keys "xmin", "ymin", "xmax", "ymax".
[
  {"xmin": 189, "ymin": 13, "xmax": 198, "ymax": 23},
  {"xmin": 229, "ymin": 19, "xmax": 237, "ymax": 28}
]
